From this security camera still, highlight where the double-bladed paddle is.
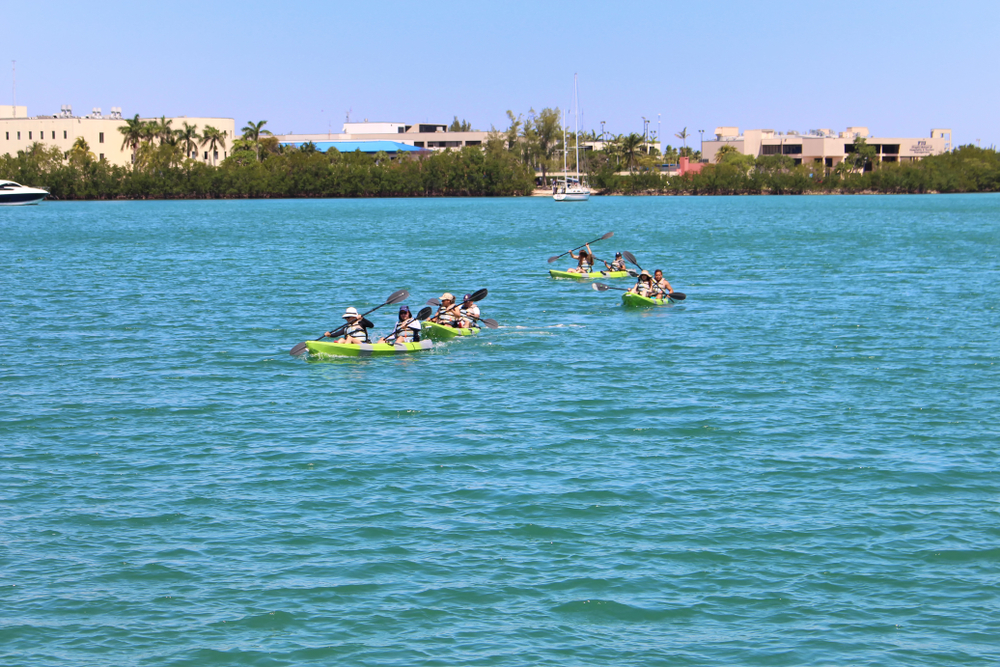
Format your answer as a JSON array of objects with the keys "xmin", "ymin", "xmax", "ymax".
[
  {"xmin": 289, "ymin": 289, "xmax": 410, "ymax": 356},
  {"xmin": 592, "ymin": 282, "xmax": 686, "ymax": 300},
  {"xmin": 622, "ymin": 251, "xmax": 643, "ymax": 271},
  {"xmin": 547, "ymin": 231, "xmax": 614, "ymax": 263}
]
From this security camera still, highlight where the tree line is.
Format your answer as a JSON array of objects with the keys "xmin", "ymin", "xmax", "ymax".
[{"xmin": 2, "ymin": 111, "xmax": 998, "ymax": 198}]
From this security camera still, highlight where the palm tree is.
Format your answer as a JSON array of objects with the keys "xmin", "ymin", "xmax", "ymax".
[
  {"xmin": 200, "ymin": 126, "xmax": 228, "ymax": 165},
  {"xmin": 157, "ymin": 116, "xmax": 174, "ymax": 144},
  {"xmin": 177, "ymin": 122, "xmax": 200, "ymax": 159},
  {"xmin": 715, "ymin": 144, "xmax": 738, "ymax": 163},
  {"xmin": 118, "ymin": 114, "xmax": 145, "ymax": 164},
  {"xmin": 240, "ymin": 120, "xmax": 271, "ymax": 162},
  {"xmin": 620, "ymin": 133, "xmax": 644, "ymax": 173},
  {"xmin": 675, "ymin": 127, "xmax": 689, "ymax": 151},
  {"xmin": 67, "ymin": 137, "xmax": 94, "ymax": 166}
]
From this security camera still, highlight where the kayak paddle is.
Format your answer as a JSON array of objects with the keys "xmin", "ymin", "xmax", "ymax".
[
  {"xmin": 383, "ymin": 306, "xmax": 434, "ymax": 343},
  {"xmin": 547, "ymin": 231, "xmax": 614, "ymax": 263},
  {"xmin": 289, "ymin": 288, "xmax": 409, "ymax": 356},
  {"xmin": 622, "ymin": 251, "xmax": 643, "ymax": 271},
  {"xmin": 592, "ymin": 282, "xmax": 686, "ymax": 300}
]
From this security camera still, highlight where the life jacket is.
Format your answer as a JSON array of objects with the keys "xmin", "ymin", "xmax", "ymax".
[
  {"xmin": 437, "ymin": 305, "xmax": 459, "ymax": 325},
  {"xmin": 391, "ymin": 318, "xmax": 420, "ymax": 343},
  {"xmin": 634, "ymin": 280, "xmax": 652, "ymax": 297},
  {"xmin": 650, "ymin": 278, "xmax": 670, "ymax": 296},
  {"xmin": 343, "ymin": 320, "xmax": 369, "ymax": 343},
  {"xmin": 460, "ymin": 303, "xmax": 480, "ymax": 322},
  {"xmin": 578, "ymin": 257, "xmax": 593, "ymax": 272},
  {"xmin": 610, "ymin": 259, "xmax": 627, "ymax": 272}
]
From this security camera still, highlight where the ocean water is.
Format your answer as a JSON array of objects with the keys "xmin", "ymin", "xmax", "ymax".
[{"xmin": 2, "ymin": 194, "xmax": 998, "ymax": 666}]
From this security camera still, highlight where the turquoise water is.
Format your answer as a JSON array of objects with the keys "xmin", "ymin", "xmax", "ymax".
[{"xmin": 3, "ymin": 195, "xmax": 999, "ymax": 666}]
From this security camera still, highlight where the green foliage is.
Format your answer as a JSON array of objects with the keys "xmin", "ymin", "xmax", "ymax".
[{"xmin": 448, "ymin": 117, "xmax": 472, "ymax": 132}]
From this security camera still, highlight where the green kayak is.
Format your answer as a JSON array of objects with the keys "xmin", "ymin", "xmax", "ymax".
[
  {"xmin": 549, "ymin": 269, "xmax": 630, "ymax": 280},
  {"xmin": 422, "ymin": 320, "xmax": 480, "ymax": 340},
  {"xmin": 621, "ymin": 293, "xmax": 671, "ymax": 307},
  {"xmin": 305, "ymin": 339, "xmax": 433, "ymax": 357}
]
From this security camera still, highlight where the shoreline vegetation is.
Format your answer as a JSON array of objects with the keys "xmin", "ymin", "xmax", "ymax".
[{"xmin": 2, "ymin": 113, "xmax": 998, "ymax": 199}]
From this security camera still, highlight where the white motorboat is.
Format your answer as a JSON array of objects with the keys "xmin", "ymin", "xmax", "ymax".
[
  {"xmin": 0, "ymin": 180, "xmax": 49, "ymax": 205},
  {"xmin": 553, "ymin": 74, "xmax": 590, "ymax": 202}
]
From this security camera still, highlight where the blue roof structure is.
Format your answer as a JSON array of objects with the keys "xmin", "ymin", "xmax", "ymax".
[{"xmin": 279, "ymin": 140, "xmax": 424, "ymax": 154}]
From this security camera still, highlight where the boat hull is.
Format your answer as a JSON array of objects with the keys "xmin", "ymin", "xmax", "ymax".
[
  {"xmin": 553, "ymin": 190, "xmax": 590, "ymax": 202},
  {"xmin": 421, "ymin": 321, "xmax": 480, "ymax": 340},
  {"xmin": 621, "ymin": 293, "xmax": 672, "ymax": 307},
  {"xmin": 305, "ymin": 339, "xmax": 433, "ymax": 357},
  {"xmin": 0, "ymin": 192, "xmax": 48, "ymax": 205},
  {"xmin": 549, "ymin": 269, "xmax": 629, "ymax": 280}
]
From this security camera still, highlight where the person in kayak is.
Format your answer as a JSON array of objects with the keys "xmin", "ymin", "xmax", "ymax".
[
  {"xmin": 378, "ymin": 305, "xmax": 421, "ymax": 344},
  {"xmin": 650, "ymin": 269, "xmax": 673, "ymax": 298},
  {"xmin": 430, "ymin": 292, "xmax": 460, "ymax": 327},
  {"xmin": 603, "ymin": 252, "xmax": 628, "ymax": 273},
  {"xmin": 628, "ymin": 270, "xmax": 654, "ymax": 297},
  {"xmin": 567, "ymin": 244, "xmax": 594, "ymax": 274},
  {"xmin": 457, "ymin": 293, "xmax": 480, "ymax": 328},
  {"xmin": 326, "ymin": 306, "xmax": 372, "ymax": 344}
]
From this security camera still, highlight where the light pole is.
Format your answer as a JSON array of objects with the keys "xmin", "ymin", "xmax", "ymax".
[
  {"xmin": 699, "ymin": 129, "xmax": 704, "ymax": 159},
  {"xmin": 601, "ymin": 120, "xmax": 605, "ymax": 144},
  {"xmin": 658, "ymin": 113, "xmax": 661, "ymax": 155}
]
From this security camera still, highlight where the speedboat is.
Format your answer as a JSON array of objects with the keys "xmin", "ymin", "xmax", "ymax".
[{"xmin": 0, "ymin": 180, "xmax": 49, "ymax": 205}]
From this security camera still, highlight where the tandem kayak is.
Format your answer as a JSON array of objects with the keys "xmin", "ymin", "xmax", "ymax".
[
  {"xmin": 421, "ymin": 320, "xmax": 481, "ymax": 340},
  {"xmin": 549, "ymin": 269, "xmax": 630, "ymax": 280},
  {"xmin": 621, "ymin": 293, "xmax": 672, "ymax": 307},
  {"xmin": 305, "ymin": 340, "xmax": 433, "ymax": 357}
]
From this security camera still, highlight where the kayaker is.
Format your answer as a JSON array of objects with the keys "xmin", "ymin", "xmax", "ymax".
[
  {"xmin": 628, "ymin": 270, "xmax": 654, "ymax": 297},
  {"xmin": 378, "ymin": 305, "xmax": 421, "ymax": 344},
  {"xmin": 457, "ymin": 293, "xmax": 480, "ymax": 328},
  {"xmin": 430, "ymin": 292, "xmax": 460, "ymax": 327},
  {"xmin": 650, "ymin": 269, "xmax": 673, "ymax": 298},
  {"xmin": 326, "ymin": 307, "xmax": 372, "ymax": 344},
  {"xmin": 603, "ymin": 251, "xmax": 628, "ymax": 273},
  {"xmin": 567, "ymin": 244, "xmax": 594, "ymax": 274}
]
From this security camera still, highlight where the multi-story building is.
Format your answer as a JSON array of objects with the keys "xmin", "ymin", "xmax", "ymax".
[
  {"xmin": 1, "ymin": 105, "xmax": 236, "ymax": 167},
  {"xmin": 275, "ymin": 121, "xmax": 489, "ymax": 152},
  {"xmin": 701, "ymin": 127, "xmax": 952, "ymax": 168}
]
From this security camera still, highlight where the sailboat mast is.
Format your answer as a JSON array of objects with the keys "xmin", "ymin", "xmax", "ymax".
[
  {"xmin": 562, "ymin": 109, "xmax": 568, "ymax": 187},
  {"xmin": 574, "ymin": 73, "xmax": 581, "ymax": 183}
]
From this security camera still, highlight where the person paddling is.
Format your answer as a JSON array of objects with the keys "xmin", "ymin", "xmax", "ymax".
[
  {"xmin": 378, "ymin": 305, "xmax": 421, "ymax": 344},
  {"xmin": 650, "ymin": 269, "xmax": 673, "ymax": 298},
  {"xmin": 628, "ymin": 270, "xmax": 654, "ymax": 297},
  {"xmin": 603, "ymin": 251, "xmax": 627, "ymax": 273},
  {"xmin": 568, "ymin": 243, "xmax": 594, "ymax": 274},
  {"xmin": 430, "ymin": 292, "xmax": 461, "ymax": 327},
  {"xmin": 457, "ymin": 293, "xmax": 480, "ymax": 328},
  {"xmin": 326, "ymin": 307, "xmax": 372, "ymax": 344}
]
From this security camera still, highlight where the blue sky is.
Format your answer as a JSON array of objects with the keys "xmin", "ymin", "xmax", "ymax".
[{"xmin": 4, "ymin": 0, "xmax": 998, "ymax": 148}]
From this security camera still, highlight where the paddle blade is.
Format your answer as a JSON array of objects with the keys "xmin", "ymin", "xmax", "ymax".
[
  {"xmin": 482, "ymin": 318, "xmax": 499, "ymax": 329},
  {"xmin": 386, "ymin": 289, "xmax": 409, "ymax": 304},
  {"xmin": 601, "ymin": 231, "xmax": 614, "ymax": 240},
  {"xmin": 469, "ymin": 288, "xmax": 488, "ymax": 302},
  {"xmin": 592, "ymin": 282, "xmax": 611, "ymax": 291},
  {"xmin": 627, "ymin": 269, "xmax": 638, "ymax": 277},
  {"xmin": 416, "ymin": 306, "xmax": 433, "ymax": 320},
  {"xmin": 289, "ymin": 341, "xmax": 308, "ymax": 356},
  {"xmin": 668, "ymin": 292, "xmax": 686, "ymax": 301},
  {"xmin": 623, "ymin": 251, "xmax": 639, "ymax": 267},
  {"xmin": 547, "ymin": 255, "xmax": 560, "ymax": 263},
  {"xmin": 426, "ymin": 297, "xmax": 441, "ymax": 306}
]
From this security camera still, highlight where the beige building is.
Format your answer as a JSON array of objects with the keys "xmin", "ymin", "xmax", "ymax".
[
  {"xmin": 702, "ymin": 126, "xmax": 952, "ymax": 168},
  {"xmin": 1, "ymin": 105, "xmax": 236, "ymax": 167},
  {"xmin": 276, "ymin": 121, "xmax": 489, "ymax": 151}
]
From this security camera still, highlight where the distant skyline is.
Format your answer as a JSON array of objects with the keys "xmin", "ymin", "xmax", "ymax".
[{"xmin": 4, "ymin": 0, "xmax": 999, "ymax": 149}]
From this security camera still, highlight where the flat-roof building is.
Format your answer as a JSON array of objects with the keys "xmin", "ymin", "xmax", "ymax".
[
  {"xmin": 275, "ymin": 121, "xmax": 489, "ymax": 152},
  {"xmin": 1, "ymin": 105, "xmax": 236, "ymax": 167},
  {"xmin": 701, "ymin": 126, "xmax": 952, "ymax": 168}
]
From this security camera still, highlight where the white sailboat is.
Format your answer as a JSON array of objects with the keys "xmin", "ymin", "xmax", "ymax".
[{"xmin": 553, "ymin": 73, "xmax": 590, "ymax": 202}]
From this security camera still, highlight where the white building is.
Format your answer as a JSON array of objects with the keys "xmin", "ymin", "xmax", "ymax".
[
  {"xmin": 276, "ymin": 121, "xmax": 488, "ymax": 151},
  {"xmin": 1, "ymin": 105, "xmax": 236, "ymax": 167}
]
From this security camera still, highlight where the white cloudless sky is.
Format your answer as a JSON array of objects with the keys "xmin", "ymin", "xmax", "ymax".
[{"xmin": 4, "ymin": 0, "xmax": 998, "ymax": 148}]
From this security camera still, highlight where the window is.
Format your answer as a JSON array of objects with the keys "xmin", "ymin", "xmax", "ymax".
[
  {"xmin": 782, "ymin": 144, "xmax": 802, "ymax": 155},
  {"xmin": 99, "ymin": 132, "xmax": 104, "ymax": 143},
  {"xmin": 64, "ymin": 130, "xmax": 67, "ymax": 139},
  {"xmin": 882, "ymin": 144, "xmax": 899, "ymax": 154},
  {"xmin": 17, "ymin": 131, "xmax": 20, "ymax": 139},
  {"xmin": 793, "ymin": 158, "xmax": 802, "ymax": 165},
  {"xmin": 29, "ymin": 131, "xmax": 32, "ymax": 139},
  {"xmin": 100, "ymin": 154, "xmax": 105, "ymax": 161},
  {"xmin": 825, "ymin": 157, "xmax": 834, "ymax": 167},
  {"xmin": 414, "ymin": 141, "xmax": 425, "ymax": 147},
  {"xmin": 761, "ymin": 145, "xmax": 781, "ymax": 155},
  {"xmin": 204, "ymin": 151, "xmax": 208, "ymax": 160}
]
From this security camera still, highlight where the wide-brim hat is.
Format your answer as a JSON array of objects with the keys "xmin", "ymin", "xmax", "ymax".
[
  {"xmin": 639, "ymin": 270, "xmax": 652, "ymax": 280},
  {"xmin": 342, "ymin": 306, "xmax": 359, "ymax": 319},
  {"xmin": 441, "ymin": 292, "xmax": 454, "ymax": 301}
]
